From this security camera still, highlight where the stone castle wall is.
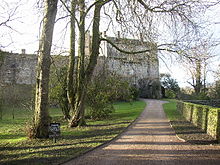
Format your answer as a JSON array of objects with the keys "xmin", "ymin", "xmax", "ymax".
[
  {"xmin": 0, "ymin": 52, "xmax": 37, "ymax": 85},
  {"xmin": 0, "ymin": 52, "xmax": 69, "ymax": 85},
  {"xmin": 93, "ymin": 36, "xmax": 161, "ymax": 98},
  {"xmin": 104, "ymin": 37, "xmax": 159, "ymax": 85},
  {"xmin": 0, "ymin": 36, "xmax": 161, "ymax": 98}
]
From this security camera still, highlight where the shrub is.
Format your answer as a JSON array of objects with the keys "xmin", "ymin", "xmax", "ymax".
[
  {"xmin": 207, "ymin": 80, "xmax": 220, "ymax": 99},
  {"xmin": 129, "ymin": 85, "xmax": 139, "ymax": 100},
  {"xmin": 49, "ymin": 66, "xmax": 70, "ymax": 119},
  {"xmin": 86, "ymin": 73, "xmax": 135, "ymax": 120},
  {"xmin": 86, "ymin": 77, "xmax": 113, "ymax": 120},
  {"xmin": 87, "ymin": 106, "xmax": 114, "ymax": 120},
  {"xmin": 165, "ymin": 89, "xmax": 176, "ymax": 99},
  {"xmin": 160, "ymin": 73, "xmax": 180, "ymax": 92},
  {"xmin": 0, "ymin": 86, "xmax": 2, "ymax": 120},
  {"xmin": 0, "ymin": 98, "xmax": 2, "ymax": 120},
  {"xmin": 138, "ymin": 78, "xmax": 161, "ymax": 99},
  {"xmin": 192, "ymin": 92, "xmax": 210, "ymax": 100},
  {"xmin": 26, "ymin": 119, "xmax": 36, "ymax": 139}
]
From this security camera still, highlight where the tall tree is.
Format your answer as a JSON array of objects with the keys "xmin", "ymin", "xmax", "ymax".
[
  {"xmin": 69, "ymin": 0, "xmax": 106, "ymax": 127},
  {"xmin": 182, "ymin": 41, "xmax": 214, "ymax": 95},
  {"xmin": 160, "ymin": 73, "xmax": 180, "ymax": 92},
  {"xmin": 33, "ymin": 0, "xmax": 58, "ymax": 138},
  {"xmin": 59, "ymin": 0, "xmax": 218, "ymax": 127},
  {"xmin": 66, "ymin": 0, "xmax": 76, "ymax": 119}
]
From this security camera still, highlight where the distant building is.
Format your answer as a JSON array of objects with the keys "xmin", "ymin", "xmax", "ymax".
[
  {"xmin": 95, "ymin": 33, "xmax": 161, "ymax": 98},
  {"xmin": 0, "ymin": 33, "xmax": 161, "ymax": 98},
  {"xmin": 0, "ymin": 51, "xmax": 37, "ymax": 85}
]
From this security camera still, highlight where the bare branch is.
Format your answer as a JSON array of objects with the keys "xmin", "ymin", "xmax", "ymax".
[
  {"xmin": 59, "ymin": 0, "xmax": 80, "ymax": 27},
  {"xmin": 101, "ymin": 38, "xmax": 178, "ymax": 54},
  {"xmin": 55, "ymin": 15, "xmax": 71, "ymax": 23}
]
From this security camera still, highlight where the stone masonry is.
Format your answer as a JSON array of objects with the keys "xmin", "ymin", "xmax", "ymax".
[{"xmin": 0, "ymin": 35, "xmax": 161, "ymax": 98}]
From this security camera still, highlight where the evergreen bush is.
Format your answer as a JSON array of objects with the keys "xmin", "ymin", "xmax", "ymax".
[{"xmin": 86, "ymin": 73, "xmax": 135, "ymax": 120}]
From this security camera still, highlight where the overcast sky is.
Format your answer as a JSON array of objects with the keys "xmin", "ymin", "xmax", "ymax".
[{"xmin": 1, "ymin": 0, "xmax": 220, "ymax": 87}]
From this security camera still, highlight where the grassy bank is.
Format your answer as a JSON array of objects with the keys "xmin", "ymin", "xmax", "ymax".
[
  {"xmin": 0, "ymin": 101, "xmax": 146, "ymax": 165},
  {"xmin": 163, "ymin": 100, "xmax": 217, "ymax": 144},
  {"xmin": 163, "ymin": 100, "xmax": 183, "ymax": 121}
]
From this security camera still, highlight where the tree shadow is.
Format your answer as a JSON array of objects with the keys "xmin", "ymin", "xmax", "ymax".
[
  {"xmin": 69, "ymin": 146, "xmax": 220, "ymax": 165},
  {"xmin": 1, "ymin": 145, "xmax": 91, "ymax": 165},
  {"xmin": 87, "ymin": 121, "xmax": 130, "ymax": 127}
]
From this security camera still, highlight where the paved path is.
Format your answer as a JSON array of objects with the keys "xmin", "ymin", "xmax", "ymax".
[{"xmin": 63, "ymin": 100, "xmax": 220, "ymax": 165}]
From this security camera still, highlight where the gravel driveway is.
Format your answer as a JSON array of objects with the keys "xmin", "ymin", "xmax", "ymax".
[{"xmin": 63, "ymin": 99, "xmax": 220, "ymax": 165}]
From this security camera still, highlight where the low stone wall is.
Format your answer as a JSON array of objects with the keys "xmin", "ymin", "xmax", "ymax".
[
  {"xmin": 0, "ymin": 52, "xmax": 162, "ymax": 99},
  {"xmin": 177, "ymin": 101, "xmax": 220, "ymax": 143}
]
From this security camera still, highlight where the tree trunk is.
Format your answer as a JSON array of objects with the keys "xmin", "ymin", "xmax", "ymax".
[
  {"xmin": 203, "ymin": 60, "xmax": 207, "ymax": 91},
  {"xmin": 69, "ymin": 2, "xmax": 102, "ymax": 127},
  {"xmin": 67, "ymin": 0, "xmax": 76, "ymax": 113},
  {"xmin": 69, "ymin": 89, "xmax": 87, "ymax": 127},
  {"xmin": 33, "ymin": 0, "xmax": 58, "ymax": 138},
  {"xmin": 60, "ymin": 84, "xmax": 71, "ymax": 120},
  {"xmin": 69, "ymin": 0, "xmax": 86, "ymax": 127},
  {"xmin": 195, "ymin": 59, "xmax": 202, "ymax": 94}
]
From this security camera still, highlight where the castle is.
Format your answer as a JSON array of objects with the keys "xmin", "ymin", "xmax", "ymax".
[{"xmin": 0, "ymin": 34, "xmax": 161, "ymax": 99}]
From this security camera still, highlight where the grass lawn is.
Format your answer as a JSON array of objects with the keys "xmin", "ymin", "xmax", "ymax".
[
  {"xmin": 163, "ymin": 99, "xmax": 217, "ymax": 144},
  {"xmin": 162, "ymin": 99, "xmax": 183, "ymax": 121},
  {"xmin": 0, "ymin": 101, "xmax": 146, "ymax": 165}
]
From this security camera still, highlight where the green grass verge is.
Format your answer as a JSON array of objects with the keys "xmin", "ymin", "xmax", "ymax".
[
  {"xmin": 163, "ymin": 99, "xmax": 183, "ymax": 121},
  {"xmin": 0, "ymin": 101, "xmax": 146, "ymax": 165}
]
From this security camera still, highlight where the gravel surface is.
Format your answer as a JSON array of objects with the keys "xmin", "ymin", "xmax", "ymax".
[
  {"xmin": 171, "ymin": 120, "xmax": 218, "ymax": 144},
  {"xmin": 63, "ymin": 99, "xmax": 220, "ymax": 165}
]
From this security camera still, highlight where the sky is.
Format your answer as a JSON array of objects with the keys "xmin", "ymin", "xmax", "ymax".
[{"xmin": 1, "ymin": 0, "xmax": 220, "ymax": 88}]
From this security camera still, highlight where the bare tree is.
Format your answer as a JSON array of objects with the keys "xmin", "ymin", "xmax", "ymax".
[
  {"xmin": 0, "ymin": 0, "xmax": 22, "ymax": 48},
  {"xmin": 57, "ymin": 0, "xmax": 218, "ymax": 127},
  {"xmin": 68, "ymin": 0, "xmax": 112, "ymax": 127},
  {"xmin": 181, "ymin": 39, "xmax": 215, "ymax": 94},
  {"xmin": 66, "ymin": 0, "xmax": 76, "ymax": 120},
  {"xmin": 33, "ymin": 0, "xmax": 58, "ymax": 138}
]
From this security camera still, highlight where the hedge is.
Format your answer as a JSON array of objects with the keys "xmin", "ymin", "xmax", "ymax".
[{"xmin": 177, "ymin": 101, "xmax": 220, "ymax": 143}]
